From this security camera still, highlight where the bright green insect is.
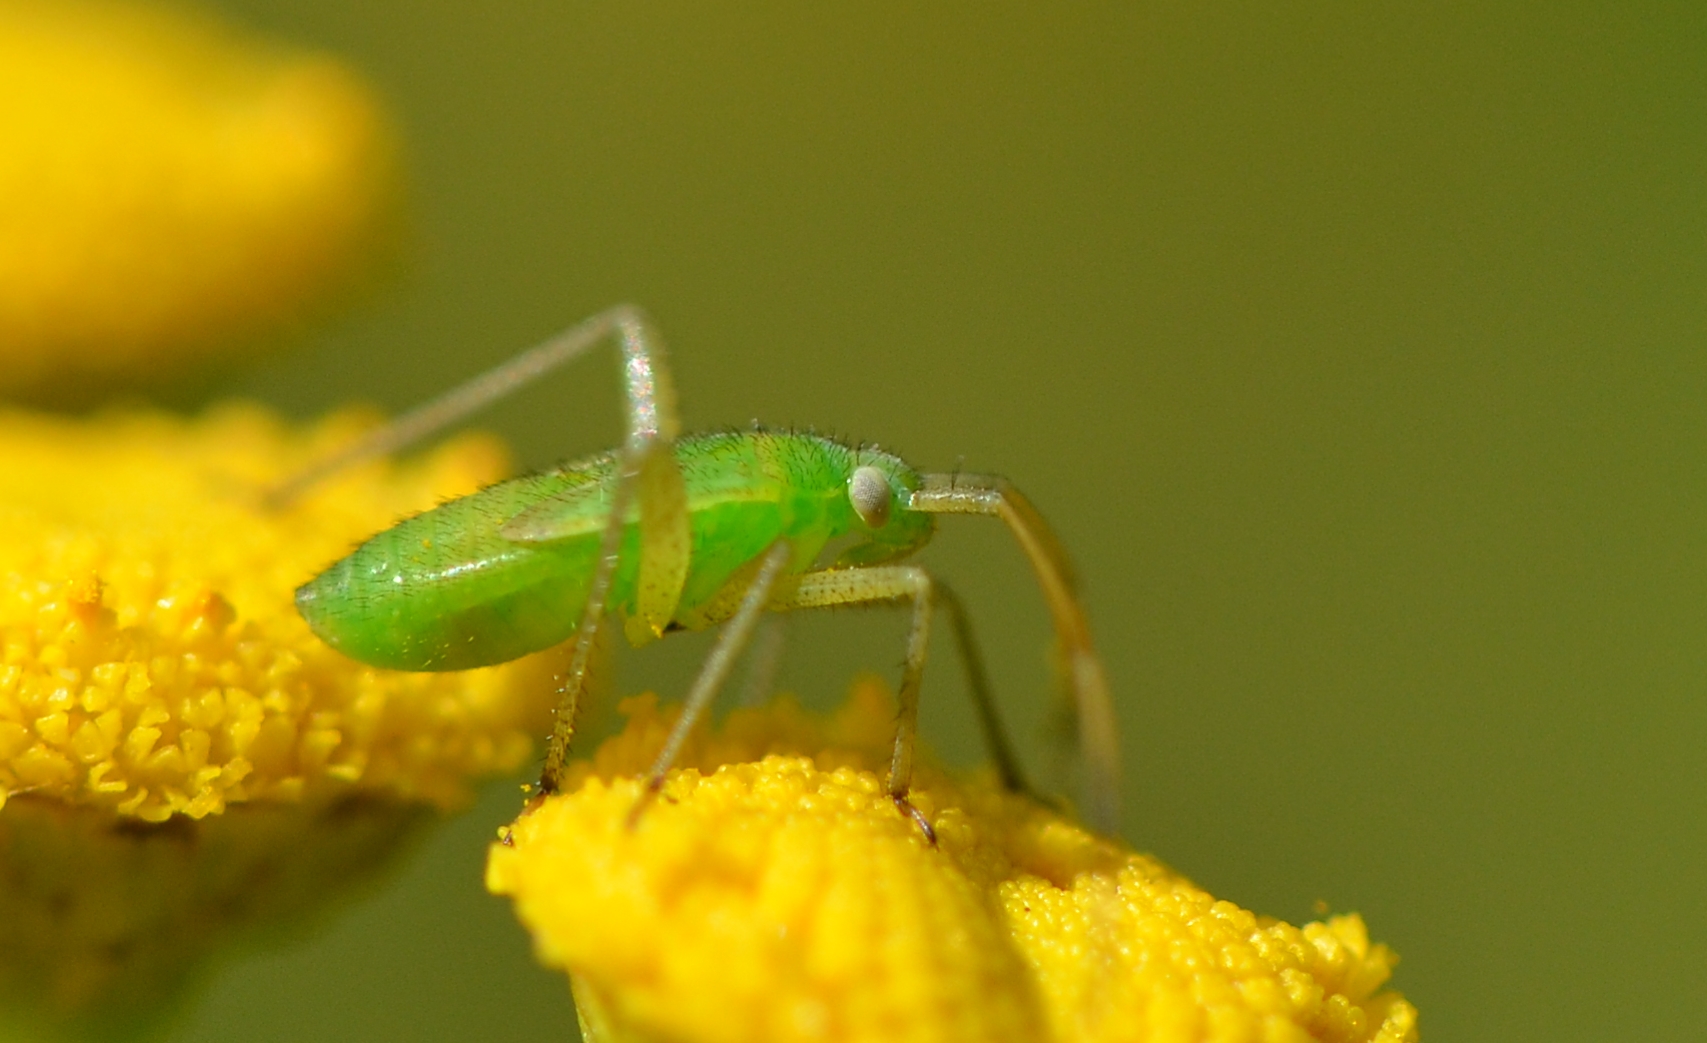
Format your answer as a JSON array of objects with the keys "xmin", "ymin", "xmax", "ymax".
[{"xmin": 286, "ymin": 307, "xmax": 1120, "ymax": 834}]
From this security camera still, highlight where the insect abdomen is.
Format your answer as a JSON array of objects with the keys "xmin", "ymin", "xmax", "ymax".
[{"xmin": 297, "ymin": 474, "xmax": 606, "ymax": 671}]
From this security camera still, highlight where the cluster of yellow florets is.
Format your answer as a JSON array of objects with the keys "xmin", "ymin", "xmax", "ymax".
[
  {"xmin": 0, "ymin": 0, "xmax": 400, "ymax": 398},
  {"xmin": 0, "ymin": 405, "xmax": 558, "ymax": 821},
  {"xmin": 489, "ymin": 682, "xmax": 1420, "ymax": 1043}
]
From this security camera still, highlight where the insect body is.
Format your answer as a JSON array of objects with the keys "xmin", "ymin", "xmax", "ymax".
[
  {"xmin": 289, "ymin": 307, "xmax": 1120, "ymax": 834},
  {"xmin": 298, "ymin": 433, "xmax": 932, "ymax": 671}
]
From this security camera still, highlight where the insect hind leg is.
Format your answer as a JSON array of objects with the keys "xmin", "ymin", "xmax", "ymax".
[
  {"xmin": 528, "ymin": 310, "xmax": 692, "ymax": 795},
  {"xmin": 267, "ymin": 305, "xmax": 674, "ymax": 507},
  {"xmin": 271, "ymin": 304, "xmax": 698, "ymax": 804}
]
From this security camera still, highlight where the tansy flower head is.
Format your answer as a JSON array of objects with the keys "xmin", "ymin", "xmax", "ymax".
[
  {"xmin": 0, "ymin": 404, "xmax": 555, "ymax": 818},
  {"xmin": 0, "ymin": 0, "xmax": 402, "ymax": 402},
  {"xmin": 489, "ymin": 681, "xmax": 1420, "ymax": 1043},
  {"xmin": 0, "ymin": 405, "xmax": 559, "ymax": 1037}
]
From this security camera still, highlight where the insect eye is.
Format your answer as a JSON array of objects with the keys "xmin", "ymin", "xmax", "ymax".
[{"xmin": 849, "ymin": 466, "xmax": 892, "ymax": 529}]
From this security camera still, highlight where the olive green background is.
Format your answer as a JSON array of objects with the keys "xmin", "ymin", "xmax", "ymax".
[{"xmin": 171, "ymin": 2, "xmax": 1703, "ymax": 1041}]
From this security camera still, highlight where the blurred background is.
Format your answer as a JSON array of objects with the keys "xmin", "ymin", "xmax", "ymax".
[{"xmin": 131, "ymin": 1, "xmax": 1704, "ymax": 1040}]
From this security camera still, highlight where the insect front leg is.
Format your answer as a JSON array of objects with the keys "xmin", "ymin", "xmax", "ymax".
[{"xmin": 772, "ymin": 565, "xmax": 974, "ymax": 842}]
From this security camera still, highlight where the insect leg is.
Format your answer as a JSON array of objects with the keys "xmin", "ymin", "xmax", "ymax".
[
  {"xmin": 537, "ymin": 467, "xmax": 635, "ymax": 796},
  {"xmin": 771, "ymin": 570, "xmax": 1037, "ymax": 809},
  {"xmin": 907, "ymin": 474, "xmax": 1121, "ymax": 835},
  {"xmin": 493, "ymin": 308, "xmax": 692, "ymax": 796},
  {"xmin": 627, "ymin": 540, "xmax": 794, "ymax": 824},
  {"xmin": 737, "ymin": 614, "xmax": 788, "ymax": 707},
  {"xmin": 772, "ymin": 565, "xmax": 944, "ymax": 839},
  {"xmin": 266, "ymin": 304, "xmax": 677, "ymax": 506},
  {"xmin": 930, "ymin": 581, "xmax": 1034, "ymax": 799}
]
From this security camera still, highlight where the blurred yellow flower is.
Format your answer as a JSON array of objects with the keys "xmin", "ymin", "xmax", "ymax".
[
  {"xmin": 489, "ymin": 681, "xmax": 1421, "ymax": 1043},
  {"xmin": 0, "ymin": 404, "xmax": 558, "ymax": 1037},
  {"xmin": 0, "ymin": 0, "xmax": 401, "ymax": 401}
]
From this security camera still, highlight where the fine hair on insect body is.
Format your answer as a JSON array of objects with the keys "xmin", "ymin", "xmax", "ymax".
[{"xmin": 283, "ymin": 306, "xmax": 1121, "ymax": 836}]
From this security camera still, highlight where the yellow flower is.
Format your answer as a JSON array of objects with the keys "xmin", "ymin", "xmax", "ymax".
[
  {"xmin": 0, "ymin": 404, "xmax": 558, "ymax": 1037},
  {"xmin": 0, "ymin": 0, "xmax": 401, "ymax": 401},
  {"xmin": 0, "ymin": 404, "xmax": 553, "ymax": 818},
  {"xmin": 489, "ymin": 682, "xmax": 1420, "ymax": 1043}
]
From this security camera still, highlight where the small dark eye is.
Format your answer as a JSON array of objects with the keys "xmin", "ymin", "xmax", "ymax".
[{"xmin": 849, "ymin": 466, "xmax": 892, "ymax": 528}]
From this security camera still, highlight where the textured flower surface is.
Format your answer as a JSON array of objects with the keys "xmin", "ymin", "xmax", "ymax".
[
  {"xmin": 0, "ymin": 404, "xmax": 557, "ymax": 1039},
  {"xmin": 0, "ymin": 0, "xmax": 400, "ymax": 400},
  {"xmin": 0, "ymin": 404, "xmax": 553, "ymax": 819},
  {"xmin": 489, "ymin": 682, "xmax": 1420, "ymax": 1043}
]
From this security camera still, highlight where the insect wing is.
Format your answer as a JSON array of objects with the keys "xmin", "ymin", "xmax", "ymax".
[{"xmin": 497, "ymin": 476, "xmax": 611, "ymax": 544}]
